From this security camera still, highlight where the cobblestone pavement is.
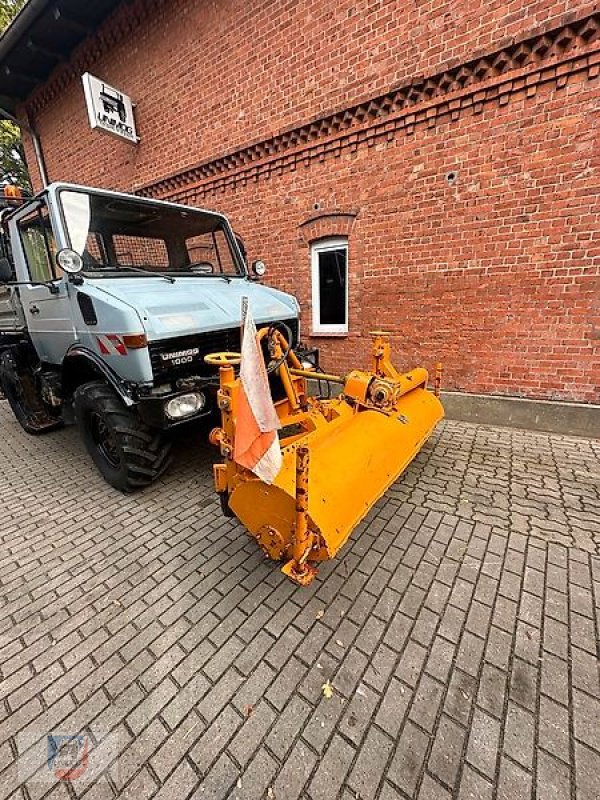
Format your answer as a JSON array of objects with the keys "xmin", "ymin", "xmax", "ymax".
[{"xmin": 0, "ymin": 401, "xmax": 599, "ymax": 800}]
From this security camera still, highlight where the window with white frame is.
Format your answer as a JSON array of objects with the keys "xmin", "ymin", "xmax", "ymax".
[{"xmin": 311, "ymin": 238, "xmax": 348, "ymax": 334}]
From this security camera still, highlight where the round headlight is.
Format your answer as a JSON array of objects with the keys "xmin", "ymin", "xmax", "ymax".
[
  {"xmin": 165, "ymin": 392, "xmax": 206, "ymax": 420},
  {"xmin": 56, "ymin": 248, "xmax": 83, "ymax": 274}
]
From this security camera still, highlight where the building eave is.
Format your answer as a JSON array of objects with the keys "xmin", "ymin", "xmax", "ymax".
[{"xmin": 0, "ymin": 0, "xmax": 124, "ymax": 118}]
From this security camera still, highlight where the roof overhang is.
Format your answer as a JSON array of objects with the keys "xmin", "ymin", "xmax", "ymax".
[{"xmin": 0, "ymin": 0, "xmax": 124, "ymax": 118}]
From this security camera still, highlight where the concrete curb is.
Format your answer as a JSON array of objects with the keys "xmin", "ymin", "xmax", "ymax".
[{"xmin": 441, "ymin": 391, "xmax": 600, "ymax": 438}]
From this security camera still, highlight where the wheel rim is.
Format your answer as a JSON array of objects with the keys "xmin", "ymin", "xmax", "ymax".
[{"xmin": 90, "ymin": 412, "xmax": 120, "ymax": 468}]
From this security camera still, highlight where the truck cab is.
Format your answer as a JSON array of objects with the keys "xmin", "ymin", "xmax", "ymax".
[{"xmin": 0, "ymin": 183, "xmax": 300, "ymax": 491}]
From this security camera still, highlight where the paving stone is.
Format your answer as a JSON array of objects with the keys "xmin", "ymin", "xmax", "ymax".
[
  {"xmin": 152, "ymin": 759, "xmax": 199, "ymax": 800},
  {"xmin": 477, "ymin": 662, "xmax": 508, "ymax": 719},
  {"xmin": 272, "ymin": 740, "xmax": 316, "ymax": 800},
  {"xmin": 308, "ymin": 734, "xmax": 355, "ymax": 800},
  {"xmin": 575, "ymin": 741, "xmax": 600, "ymax": 800},
  {"xmin": 570, "ymin": 638, "xmax": 598, "ymax": 691},
  {"xmin": 455, "ymin": 631, "xmax": 485, "ymax": 678},
  {"xmin": 408, "ymin": 674, "xmax": 445, "ymax": 733},
  {"xmin": 457, "ymin": 763, "xmax": 494, "ymax": 800},
  {"xmin": 444, "ymin": 668, "xmax": 477, "ymax": 727},
  {"xmin": 191, "ymin": 752, "xmax": 238, "ymax": 799},
  {"xmin": 539, "ymin": 695, "xmax": 571, "ymax": 765},
  {"xmin": 466, "ymin": 708, "xmax": 501, "ymax": 779},
  {"xmin": 237, "ymin": 748, "xmax": 277, "ymax": 800},
  {"xmin": 503, "ymin": 702, "xmax": 536, "ymax": 769},
  {"xmin": 537, "ymin": 749, "xmax": 572, "ymax": 800},
  {"xmin": 411, "ymin": 607, "xmax": 439, "ymax": 648},
  {"xmin": 376, "ymin": 677, "xmax": 412, "ymax": 738},
  {"xmin": 388, "ymin": 721, "xmax": 430, "ymax": 796},
  {"xmin": 497, "ymin": 756, "xmax": 533, "ymax": 800},
  {"xmin": 348, "ymin": 726, "xmax": 393, "ymax": 800},
  {"xmin": 383, "ymin": 611, "xmax": 413, "ymax": 652},
  {"xmin": 196, "ymin": 670, "xmax": 244, "ymax": 724},
  {"xmin": 425, "ymin": 636, "xmax": 455, "ymax": 684},
  {"xmin": 418, "ymin": 774, "xmax": 453, "ymax": 800},
  {"xmin": 572, "ymin": 689, "xmax": 600, "ymax": 750},
  {"xmin": 339, "ymin": 682, "xmax": 379, "ymax": 745},
  {"xmin": 265, "ymin": 694, "xmax": 312, "ymax": 760},
  {"xmin": 363, "ymin": 643, "xmax": 397, "ymax": 692},
  {"xmin": 189, "ymin": 704, "xmax": 243, "ymax": 774},
  {"xmin": 510, "ymin": 657, "xmax": 539, "ymax": 712},
  {"xmin": 302, "ymin": 694, "xmax": 346, "ymax": 754},
  {"xmin": 395, "ymin": 639, "xmax": 427, "ymax": 687},
  {"xmin": 150, "ymin": 711, "xmax": 203, "ymax": 783},
  {"xmin": 160, "ymin": 672, "xmax": 211, "ymax": 730},
  {"xmin": 265, "ymin": 656, "xmax": 308, "ymax": 711},
  {"xmin": 228, "ymin": 702, "xmax": 277, "ymax": 768},
  {"xmin": 233, "ymin": 661, "xmax": 276, "ymax": 712},
  {"xmin": 541, "ymin": 653, "xmax": 569, "ymax": 707},
  {"xmin": 125, "ymin": 677, "xmax": 178, "ymax": 735},
  {"xmin": 438, "ymin": 604, "xmax": 468, "ymax": 643},
  {"xmin": 428, "ymin": 713, "xmax": 466, "ymax": 790}
]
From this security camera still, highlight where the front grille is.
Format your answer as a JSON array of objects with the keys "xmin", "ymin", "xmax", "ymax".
[{"xmin": 149, "ymin": 318, "xmax": 299, "ymax": 384}]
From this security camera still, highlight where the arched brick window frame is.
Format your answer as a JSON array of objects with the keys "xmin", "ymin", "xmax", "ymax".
[{"xmin": 298, "ymin": 211, "xmax": 358, "ymax": 245}]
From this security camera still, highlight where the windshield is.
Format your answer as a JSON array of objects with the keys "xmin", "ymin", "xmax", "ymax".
[{"xmin": 59, "ymin": 189, "xmax": 244, "ymax": 278}]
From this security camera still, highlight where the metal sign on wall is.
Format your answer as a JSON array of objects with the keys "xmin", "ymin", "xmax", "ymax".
[{"xmin": 82, "ymin": 73, "xmax": 139, "ymax": 144}]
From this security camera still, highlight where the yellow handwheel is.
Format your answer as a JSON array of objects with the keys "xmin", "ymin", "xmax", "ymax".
[{"xmin": 204, "ymin": 352, "xmax": 242, "ymax": 366}]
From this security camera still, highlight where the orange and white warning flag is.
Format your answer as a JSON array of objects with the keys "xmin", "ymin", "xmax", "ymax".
[{"xmin": 233, "ymin": 306, "xmax": 282, "ymax": 483}]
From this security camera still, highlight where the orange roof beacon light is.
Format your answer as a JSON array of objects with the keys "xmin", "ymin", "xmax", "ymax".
[{"xmin": 3, "ymin": 185, "xmax": 22, "ymax": 200}]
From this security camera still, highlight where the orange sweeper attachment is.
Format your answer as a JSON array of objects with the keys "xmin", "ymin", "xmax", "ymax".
[{"xmin": 205, "ymin": 327, "xmax": 444, "ymax": 586}]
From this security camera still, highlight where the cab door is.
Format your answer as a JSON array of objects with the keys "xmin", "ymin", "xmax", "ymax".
[{"xmin": 12, "ymin": 200, "xmax": 77, "ymax": 364}]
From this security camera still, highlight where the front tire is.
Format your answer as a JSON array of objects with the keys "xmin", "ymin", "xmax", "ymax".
[{"xmin": 74, "ymin": 381, "xmax": 171, "ymax": 492}]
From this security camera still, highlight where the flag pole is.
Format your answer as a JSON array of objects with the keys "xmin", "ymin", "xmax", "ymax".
[{"xmin": 240, "ymin": 296, "xmax": 249, "ymax": 348}]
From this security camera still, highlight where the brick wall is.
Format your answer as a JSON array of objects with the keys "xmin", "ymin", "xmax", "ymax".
[{"xmin": 20, "ymin": 0, "xmax": 600, "ymax": 402}]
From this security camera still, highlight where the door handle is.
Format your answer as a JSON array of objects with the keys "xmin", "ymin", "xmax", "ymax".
[{"xmin": 30, "ymin": 304, "xmax": 40, "ymax": 315}]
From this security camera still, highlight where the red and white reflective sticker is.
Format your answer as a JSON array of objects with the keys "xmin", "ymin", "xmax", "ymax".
[{"xmin": 96, "ymin": 335, "xmax": 127, "ymax": 356}]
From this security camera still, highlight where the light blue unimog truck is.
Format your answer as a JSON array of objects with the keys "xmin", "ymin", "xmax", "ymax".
[{"xmin": 0, "ymin": 184, "xmax": 300, "ymax": 491}]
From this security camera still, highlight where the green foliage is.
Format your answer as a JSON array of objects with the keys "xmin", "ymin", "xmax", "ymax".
[
  {"xmin": 0, "ymin": 122, "xmax": 31, "ymax": 190},
  {"xmin": 0, "ymin": 0, "xmax": 31, "ymax": 191},
  {"xmin": 0, "ymin": 0, "xmax": 26, "ymax": 32}
]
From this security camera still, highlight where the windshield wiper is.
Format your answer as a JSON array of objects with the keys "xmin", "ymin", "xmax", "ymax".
[{"xmin": 100, "ymin": 263, "xmax": 176, "ymax": 283}]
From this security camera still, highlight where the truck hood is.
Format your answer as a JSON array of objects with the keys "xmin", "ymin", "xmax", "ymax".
[{"xmin": 92, "ymin": 277, "xmax": 298, "ymax": 340}]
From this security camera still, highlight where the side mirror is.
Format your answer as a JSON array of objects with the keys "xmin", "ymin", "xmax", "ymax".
[
  {"xmin": 251, "ymin": 260, "xmax": 266, "ymax": 277},
  {"xmin": 0, "ymin": 257, "xmax": 13, "ymax": 283},
  {"xmin": 56, "ymin": 248, "xmax": 83, "ymax": 275}
]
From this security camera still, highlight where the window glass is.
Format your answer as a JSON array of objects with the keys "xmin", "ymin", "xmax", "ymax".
[
  {"xmin": 318, "ymin": 249, "xmax": 347, "ymax": 325},
  {"xmin": 311, "ymin": 239, "xmax": 348, "ymax": 334},
  {"xmin": 18, "ymin": 204, "xmax": 56, "ymax": 282},
  {"xmin": 62, "ymin": 190, "xmax": 91, "ymax": 255},
  {"xmin": 59, "ymin": 189, "xmax": 243, "ymax": 277},
  {"xmin": 185, "ymin": 229, "xmax": 237, "ymax": 275},
  {"xmin": 113, "ymin": 235, "xmax": 169, "ymax": 269}
]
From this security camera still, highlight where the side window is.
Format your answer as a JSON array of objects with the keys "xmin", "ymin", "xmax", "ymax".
[
  {"xmin": 186, "ymin": 232, "xmax": 217, "ymax": 272},
  {"xmin": 17, "ymin": 204, "xmax": 57, "ymax": 282},
  {"xmin": 311, "ymin": 238, "xmax": 348, "ymax": 334},
  {"xmin": 185, "ymin": 229, "xmax": 238, "ymax": 275}
]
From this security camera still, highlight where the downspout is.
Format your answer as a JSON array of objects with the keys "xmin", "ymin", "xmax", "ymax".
[{"xmin": 0, "ymin": 106, "xmax": 49, "ymax": 188}]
